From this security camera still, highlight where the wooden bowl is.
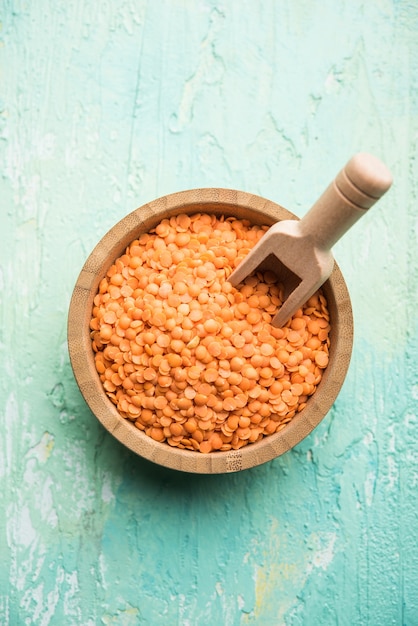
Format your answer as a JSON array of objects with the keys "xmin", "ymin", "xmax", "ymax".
[{"xmin": 68, "ymin": 188, "xmax": 353, "ymax": 473}]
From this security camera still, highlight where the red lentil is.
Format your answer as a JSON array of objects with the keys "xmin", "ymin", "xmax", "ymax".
[{"xmin": 90, "ymin": 213, "xmax": 331, "ymax": 453}]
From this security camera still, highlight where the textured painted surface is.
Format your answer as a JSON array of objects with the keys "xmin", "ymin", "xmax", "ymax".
[{"xmin": 1, "ymin": 1, "xmax": 418, "ymax": 624}]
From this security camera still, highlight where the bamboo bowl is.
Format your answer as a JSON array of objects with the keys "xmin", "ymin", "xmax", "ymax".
[{"xmin": 68, "ymin": 188, "xmax": 353, "ymax": 473}]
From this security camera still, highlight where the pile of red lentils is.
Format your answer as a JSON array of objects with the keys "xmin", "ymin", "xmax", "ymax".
[{"xmin": 90, "ymin": 213, "xmax": 330, "ymax": 453}]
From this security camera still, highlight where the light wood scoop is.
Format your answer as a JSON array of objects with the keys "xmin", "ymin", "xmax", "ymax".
[{"xmin": 228, "ymin": 153, "xmax": 393, "ymax": 327}]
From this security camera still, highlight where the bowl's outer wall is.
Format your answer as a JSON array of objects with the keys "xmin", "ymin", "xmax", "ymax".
[{"xmin": 68, "ymin": 188, "xmax": 353, "ymax": 473}]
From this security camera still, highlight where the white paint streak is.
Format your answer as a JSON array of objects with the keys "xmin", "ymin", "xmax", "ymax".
[
  {"xmin": 101, "ymin": 472, "xmax": 115, "ymax": 504},
  {"xmin": 237, "ymin": 594, "xmax": 245, "ymax": 610},
  {"xmin": 363, "ymin": 430, "xmax": 374, "ymax": 447},
  {"xmin": 39, "ymin": 475, "xmax": 58, "ymax": 529},
  {"xmin": 324, "ymin": 68, "xmax": 342, "ymax": 94},
  {"xmin": 61, "ymin": 443, "xmax": 96, "ymax": 517},
  {"xmin": 2, "ymin": 392, "xmax": 18, "ymax": 478},
  {"xmin": 177, "ymin": 594, "xmax": 191, "ymax": 626},
  {"xmin": 15, "ymin": 505, "xmax": 37, "ymax": 549},
  {"xmin": 364, "ymin": 471, "xmax": 376, "ymax": 507},
  {"xmin": 62, "ymin": 569, "xmax": 82, "ymax": 624},
  {"xmin": 307, "ymin": 532, "xmax": 337, "ymax": 573}
]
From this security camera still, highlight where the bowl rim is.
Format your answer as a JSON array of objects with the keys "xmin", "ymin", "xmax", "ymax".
[{"xmin": 67, "ymin": 187, "xmax": 353, "ymax": 474}]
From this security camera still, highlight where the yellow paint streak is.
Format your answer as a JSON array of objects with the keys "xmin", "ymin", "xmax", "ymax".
[
  {"xmin": 102, "ymin": 606, "xmax": 140, "ymax": 625},
  {"xmin": 245, "ymin": 522, "xmax": 334, "ymax": 624},
  {"xmin": 28, "ymin": 432, "xmax": 55, "ymax": 463}
]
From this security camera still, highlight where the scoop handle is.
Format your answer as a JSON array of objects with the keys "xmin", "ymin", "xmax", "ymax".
[{"xmin": 299, "ymin": 153, "xmax": 393, "ymax": 250}]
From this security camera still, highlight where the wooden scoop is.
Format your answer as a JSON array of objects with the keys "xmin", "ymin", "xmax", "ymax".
[{"xmin": 228, "ymin": 153, "xmax": 393, "ymax": 327}]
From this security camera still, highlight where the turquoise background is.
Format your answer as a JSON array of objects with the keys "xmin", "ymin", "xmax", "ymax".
[{"xmin": 1, "ymin": 1, "xmax": 418, "ymax": 624}]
